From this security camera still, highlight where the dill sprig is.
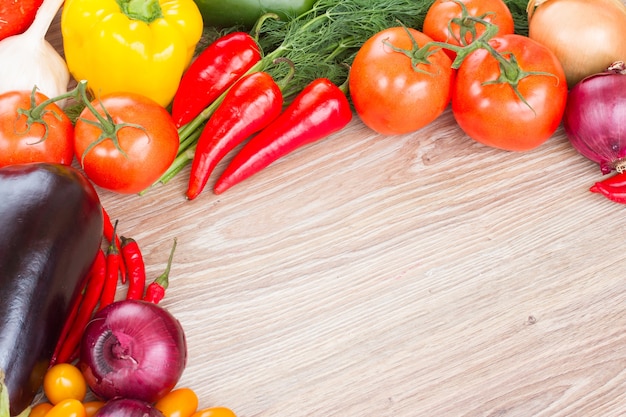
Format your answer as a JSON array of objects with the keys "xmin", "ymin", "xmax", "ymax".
[
  {"xmin": 254, "ymin": 0, "xmax": 432, "ymax": 99},
  {"xmin": 253, "ymin": 0, "xmax": 529, "ymax": 99}
]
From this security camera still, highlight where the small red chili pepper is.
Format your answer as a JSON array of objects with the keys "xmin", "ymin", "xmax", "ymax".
[
  {"xmin": 102, "ymin": 207, "xmax": 126, "ymax": 283},
  {"xmin": 213, "ymin": 78, "xmax": 353, "ymax": 194},
  {"xmin": 143, "ymin": 238, "xmax": 177, "ymax": 304},
  {"xmin": 98, "ymin": 221, "xmax": 121, "ymax": 311},
  {"xmin": 590, "ymin": 171, "xmax": 626, "ymax": 195},
  {"xmin": 590, "ymin": 180, "xmax": 626, "ymax": 204},
  {"xmin": 171, "ymin": 32, "xmax": 262, "ymax": 128},
  {"xmin": 121, "ymin": 236, "xmax": 147, "ymax": 300},
  {"xmin": 54, "ymin": 248, "xmax": 107, "ymax": 364},
  {"xmin": 186, "ymin": 71, "xmax": 284, "ymax": 200}
]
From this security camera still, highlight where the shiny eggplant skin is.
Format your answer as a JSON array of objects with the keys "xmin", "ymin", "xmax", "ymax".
[{"xmin": 0, "ymin": 163, "xmax": 103, "ymax": 416}]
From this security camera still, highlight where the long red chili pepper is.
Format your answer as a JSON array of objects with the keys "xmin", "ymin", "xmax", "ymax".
[
  {"xmin": 143, "ymin": 238, "xmax": 177, "ymax": 305},
  {"xmin": 102, "ymin": 207, "xmax": 126, "ymax": 283},
  {"xmin": 53, "ymin": 248, "xmax": 107, "ymax": 364},
  {"xmin": 171, "ymin": 32, "xmax": 262, "ymax": 128},
  {"xmin": 121, "ymin": 236, "xmax": 147, "ymax": 300},
  {"xmin": 50, "ymin": 261, "xmax": 92, "ymax": 366},
  {"xmin": 98, "ymin": 221, "xmax": 121, "ymax": 311},
  {"xmin": 213, "ymin": 78, "xmax": 353, "ymax": 194},
  {"xmin": 186, "ymin": 71, "xmax": 284, "ymax": 200}
]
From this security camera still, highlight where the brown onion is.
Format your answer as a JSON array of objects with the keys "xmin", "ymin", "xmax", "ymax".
[
  {"xmin": 562, "ymin": 62, "xmax": 626, "ymax": 173},
  {"xmin": 527, "ymin": 0, "xmax": 626, "ymax": 88}
]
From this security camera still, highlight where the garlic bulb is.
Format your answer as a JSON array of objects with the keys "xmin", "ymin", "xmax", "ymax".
[{"xmin": 0, "ymin": 0, "xmax": 69, "ymax": 105}]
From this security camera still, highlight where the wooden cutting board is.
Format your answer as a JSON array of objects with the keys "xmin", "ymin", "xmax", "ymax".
[{"xmin": 45, "ymin": 10, "xmax": 626, "ymax": 417}]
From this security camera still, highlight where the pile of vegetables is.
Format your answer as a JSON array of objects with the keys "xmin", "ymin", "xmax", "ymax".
[{"xmin": 1, "ymin": 0, "xmax": 626, "ymax": 415}]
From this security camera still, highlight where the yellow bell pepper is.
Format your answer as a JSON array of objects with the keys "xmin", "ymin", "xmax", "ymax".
[{"xmin": 61, "ymin": 0, "xmax": 203, "ymax": 107}]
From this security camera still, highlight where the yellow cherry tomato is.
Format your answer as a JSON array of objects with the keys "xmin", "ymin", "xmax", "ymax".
[
  {"xmin": 190, "ymin": 407, "xmax": 237, "ymax": 417},
  {"xmin": 43, "ymin": 363, "xmax": 87, "ymax": 404},
  {"xmin": 43, "ymin": 399, "xmax": 86, "ymax": 417},
  {"xmin": 29, "ymin": 402, "xmax": 53, "ymax": 417},
  {"xmin": 83, "ymin": 401, "xmax": 106, "ymax": 417},
  {"xmin": 155, "ymin": 388, "xmax": 199, "ymax": 417}
]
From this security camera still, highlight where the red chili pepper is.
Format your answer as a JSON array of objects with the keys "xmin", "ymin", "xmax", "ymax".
[
  {"xmin": 50, "ymin": 262, "xmax": 91, "ymax": 366},
  {"xmin": 186, "ymin": 71, "xmax": 284, "ymax": 200},
  {"xmin": 143, "ymin": 238, "xmax": 177, "ymax": 304},
  {"xmin": 590, "ymin": 180, "xmax": 626, "ymax": 204},
  {"xmin": 102, "ymin": 207, "xmax": 126, "ymax": 283},
  {"xmin": 98, "ymin": 221, "xmax": 121, "ymax": 311},
  {"xmin": 121, "ymin": 236, "xmax": 147, "ymax": 300},
  {"xmin": 590, "ymin": 171, "xmax": 626, "ymax": 194},
  {"xmin": 213, "ymin": 78, "xmax": 353, "ymax": 194},
  {"xmin": 171, "ymin": 32, "xmax": 262, "ymax": 128},
  {"xmin": 53, "ymin": 248, "xmax": 107, "ymax": 364}
]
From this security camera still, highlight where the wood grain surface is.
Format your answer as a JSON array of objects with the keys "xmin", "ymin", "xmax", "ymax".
[{"xmin": 45, "ymin": 9, "xmax": 626, "ymax": 417}]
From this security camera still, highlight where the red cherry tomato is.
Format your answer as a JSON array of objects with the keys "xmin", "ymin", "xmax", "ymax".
[
  {"xmin": 74, "ymin": 92, "xmax": 179, "ymax": 194},
  {"xmin": 349, "ymin": 27, "xmax": 454, "ymax": 135},
  {"xmin": 0, "ymin": 90, "xmax": 74, "ymax": 167},
  {"xmin": 452, "ymin": 34, "xmax": 568, "ymax": 151}
]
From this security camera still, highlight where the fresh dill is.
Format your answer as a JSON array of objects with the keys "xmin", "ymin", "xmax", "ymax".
[{"xmin": 252, "ymin": 0, "xmax": 529, "ymax": 99}]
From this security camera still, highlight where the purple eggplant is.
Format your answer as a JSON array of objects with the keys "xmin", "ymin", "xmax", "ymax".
[{"xmin": 0, "ymin": 163, "xmax": 103, "ymax": 416}]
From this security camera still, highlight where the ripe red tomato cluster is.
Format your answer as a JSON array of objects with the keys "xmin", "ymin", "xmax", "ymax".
[
  {"xmin": 0, "ymin": 86, "xmax": 179, "ymax": 194},
  {"xmin": 349, "ymin": 0, "xmax": 568, "ymax": 152}
]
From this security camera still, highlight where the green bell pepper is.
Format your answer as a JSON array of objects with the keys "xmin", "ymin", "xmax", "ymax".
[{"xmin": 193, "ymin": 0, "xmax": 316, "ymax": 28}]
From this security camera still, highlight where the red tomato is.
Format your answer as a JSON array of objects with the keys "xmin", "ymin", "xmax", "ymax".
[
  {"xmin": 349, "ymin": 27, "xmax": 455, "ymax": 135},
  {"xmin": 74, "ymin": 92, "xmax": 179, "ymax": 194},
  {"xmin": 0, "ymin": 90, "xmax": 74, "ymax": 167},
  {"xmin": 452, "ymin": 34, "xmax": 568, "ymax": 151},
  {"xmin": 423, "ymin": 0, "xmax": 514, "ymax": 59},
  {"xmin": 0, "ymin": 0, "xmax": 43, "ymax": 41}
]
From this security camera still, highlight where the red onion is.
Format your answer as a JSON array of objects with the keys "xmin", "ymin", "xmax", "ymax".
[
  {"xmin": 563, "ymin": 61, "xmax": 626, "ymax": 174},
  {"xmin": 94, "ymin": 398, "xmax": 165, "ymax": 417},
  {"xmin": 79, "ymin": 299, "xmax": 187, "ymax": 403}
]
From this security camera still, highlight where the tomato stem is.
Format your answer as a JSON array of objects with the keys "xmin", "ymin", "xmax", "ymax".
[
  {"xmin": 76, "ymin": 81, "xmax": 147, "ymax": 165},
  {"xmin": 14, "ymin": 84, "xmax": 83, "ymax": 143}
]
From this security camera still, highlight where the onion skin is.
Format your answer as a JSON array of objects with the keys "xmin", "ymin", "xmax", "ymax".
[
  {"xmin": 94, "ymin": 398, "xmax": 165, "ymax": 417},
  {"xmin": 79, "ymin": 300, "xmax": 187, "ymax": 404},
  {"xmin": 528, "ymin": 0, "xmax": 626, "ymax": 88},
  {"xmin": 562, "ymin": 62, "xmax": 626, "ymax": 174}
]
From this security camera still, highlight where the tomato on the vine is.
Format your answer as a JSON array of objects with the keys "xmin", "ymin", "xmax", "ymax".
[
  {"xmin": 452, "ymin": 34, "xmax": 567, "ymax": 151},
  {"xmin": 74, "ymin": 92, "xmax": 179, "ymax": 194},
  {"xmin": 423, "ymin": 0, "xmax": 514, "ymax": 59},
  {"xmin": 0, "ymin": 90, "xmax": 74, "ymax": 168},
  {"xmin": 349, "ymin": 27, "xmax": 455, "ymax": 135}
]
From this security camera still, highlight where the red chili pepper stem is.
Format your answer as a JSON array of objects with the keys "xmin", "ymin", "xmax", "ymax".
[{"xmin": 143, "ymin": 238, "xmax": 177, "ymax": 304}]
